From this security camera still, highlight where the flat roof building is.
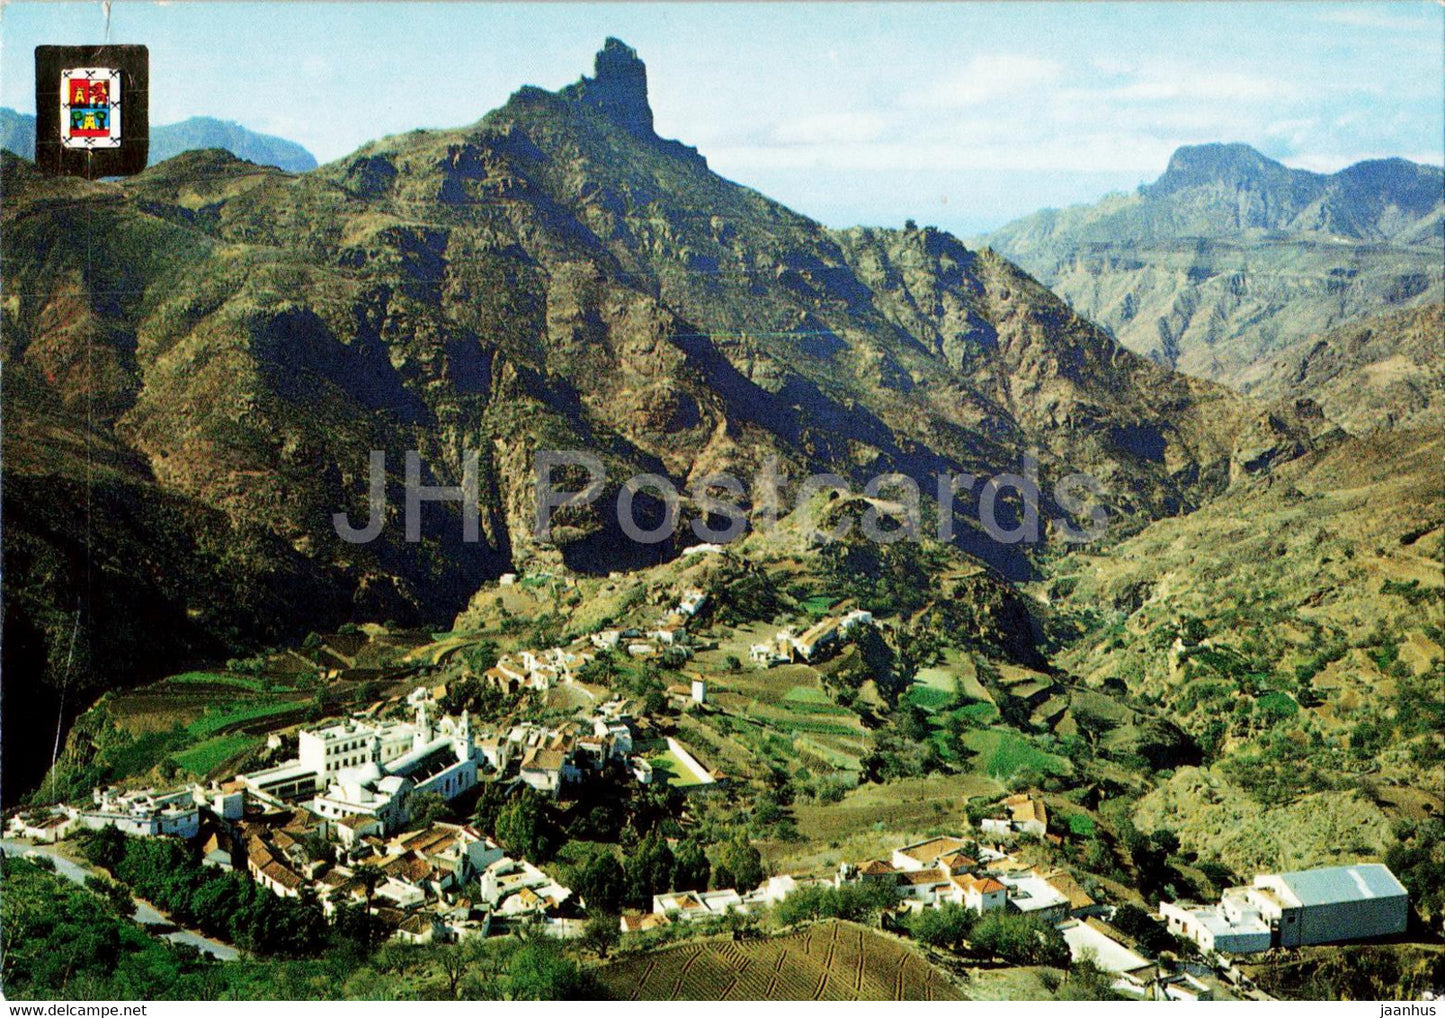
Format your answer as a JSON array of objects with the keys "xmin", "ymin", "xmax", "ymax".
[
  {"xmin": 1250, "ymin": 863, "xmax": 1408, "ymax": 948},
  {"xmin": 1163, "ymin": 863, "xmax": 1408, "ymax": 954}
]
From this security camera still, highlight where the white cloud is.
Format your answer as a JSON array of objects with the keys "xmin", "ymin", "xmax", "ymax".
[
  {"xmin": 769, "ymin": 111, "xmax": 887, "ymax": 146},
  {"xmin": 1317, "ymin": 7, "xmax": 1439, "ymax": 32},
  {"xmin": 908, "ymin": 53, "xmax": 1063, "ymax": 108},
  {"xmin": 1090, "ymin": 57, "xmax": 1136, "ymax": 77},
  {"xmin": 1261, "ymin": 117, "xmax": 1320, "ymax": 152},
  {"xmin": 1104, "ymin": 68, "xmax": 1303, "ymax": 103},
  {"xmin": 707, "ymin": 132, "xmax": 1177, "ymax": 176},
  {"xmin": 300, "ymin": 55, "xmax": 333, "ymax": 79}
]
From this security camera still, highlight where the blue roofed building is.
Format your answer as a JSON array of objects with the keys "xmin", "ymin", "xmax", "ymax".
[
  {"xmin": 1163, "ymin": 863, "xmax": 1409, "ymax": 955},
  {"xmin": 1248, "ymin": 864, "xmax": 1409, "ymax": 948}
]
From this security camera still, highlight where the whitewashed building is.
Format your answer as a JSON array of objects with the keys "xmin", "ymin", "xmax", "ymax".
[
  {"xmin": 1249, "ymin": 864, "xmax": 1409, "ymax": 947},
  {"xmin": 1162, "ymin": 863, "xmax": 1408, "ymax": 953},
  {"xmin": 69, "ymin": 786, "xmax": 201, "ymax": 839},
  {"xmin": 244, "ymin": 699, "xmax": 479, "ymax": 833}
]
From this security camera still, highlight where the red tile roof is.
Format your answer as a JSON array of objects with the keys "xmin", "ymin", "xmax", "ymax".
[
  {"xmin": 261, "ymin": 861, "xmax": 305, "ymax": 890},
  {"xmin": 957, "ymin": 875, "xmax": 1007, "ymax": 894}
]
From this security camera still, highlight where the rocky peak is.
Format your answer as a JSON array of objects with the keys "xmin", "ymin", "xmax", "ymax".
[
  {"xmin": 563, "ymin": 37, "xmax": 655, "ymax": 138},
  {"xmin": 1146, "ymin": 142, "xmax": 1296, "ymax": 196}
]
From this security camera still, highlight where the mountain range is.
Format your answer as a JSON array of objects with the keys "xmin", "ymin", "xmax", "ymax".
[
  {"xmin": 1, "ymin": 39, "xmax": 1339, "ymax": 798},
  {"xmin": 0, "ymin": 108, "xmax": 318, "ymax": 172},
  {"xmin": 4, "ymin": 39, "xmax": 1437, "ymax": 811},
  {"xmin": 983, "ymin": 143, "xmax": 1443, "ymax": 384}
]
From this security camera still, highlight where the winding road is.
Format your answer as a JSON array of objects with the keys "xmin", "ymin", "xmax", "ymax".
[{"xmin": 2, "ymin": 838, "xmax": 240, "ymax": 960}]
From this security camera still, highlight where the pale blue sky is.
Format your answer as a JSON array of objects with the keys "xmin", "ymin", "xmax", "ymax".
[{"xmin": 3, "ymin": 2, "xmax": 1440, "ymax": 234}]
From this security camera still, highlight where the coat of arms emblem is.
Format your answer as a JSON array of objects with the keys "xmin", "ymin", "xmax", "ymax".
[{"xmin": 60, "ymin": 67, "xmax": 122, "ymax": 148}]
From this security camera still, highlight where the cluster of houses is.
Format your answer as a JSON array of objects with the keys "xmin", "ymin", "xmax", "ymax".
[
  {"xmin": 486, "ymin": 646, "xmax": 594, "ymax": 693},
  {"xmin": 841, "ymin": 834, "xmax": 1079, "ymax": 920},
  {"xmin": 587, "ymin": 587, "xmax": 709, "ymax": 662},
  {"xmin": 234, "ymin": 681, "xmax": 718, "ymax": 834},
  {"xmin": 474, "ymin": 586, "xmax": 712, "ymax": 695},
  {"xmin": 477, "ymin": 698, "xmax": 716, "ymax": 798},
  {"xmin": 631, "ymin": 875, "xmax": 820, "ymax": 932},
  {"xmin": 613, "ymin": 827, "xmax": 1088, "ymax": 938},
  {"xmin": 9, "ymin": 784, "xmax": 579, "ymax": 945},
  {"xmin": 749, "ymin": 609, "xmax": 874, "ymax": 666},
  {"xmin": 241, "ymin": 813, "xmax": 574, "ymax": 942},
  {"xmin": 841, "ymin": 826, "xmax": 1410, "ymax": 999},
  {"xmin": 609, "ymin": 781, "xmax": 1413, "ymax": 1002},
  {"xmin": 842, "ymin": 831, "xmax": 1200, "ymax": 997}
]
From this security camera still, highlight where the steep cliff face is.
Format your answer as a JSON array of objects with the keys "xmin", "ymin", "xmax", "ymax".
[
  {"xmin": 2, "ymin": 42, "xmax": 1302, "ymax": 800},
  {"xmin": 983, "ymin": 144, "xmax": 1444, "ymax": 384}
]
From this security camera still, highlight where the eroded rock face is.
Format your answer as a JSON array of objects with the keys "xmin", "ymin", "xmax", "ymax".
[
  {"xmin": 1228, "ymin": 401, "xmax": 1327, "ymax": 485},
  {"xmin": 1240, "ymin": 304, "xmax": 1445, "ymax": 436}
]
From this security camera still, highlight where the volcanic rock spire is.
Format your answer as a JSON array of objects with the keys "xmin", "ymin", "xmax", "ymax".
[{"xmin": 565, "ymin": 37, "xmax": 654, "ymax": 138}]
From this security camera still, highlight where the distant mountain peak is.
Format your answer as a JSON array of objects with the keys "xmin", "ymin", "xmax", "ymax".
[
  {"xmin": 1147, "ymin": 142, "xmax": 1294, "ymax": 195},
  {"xmin": 561, "ymin": 37, "xmax": 654, "ymax": 138},
  {"xmin": 0, "ymin": 106, "xmax": 316, "ymax": 172}
]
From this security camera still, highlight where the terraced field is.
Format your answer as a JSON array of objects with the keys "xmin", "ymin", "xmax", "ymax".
[{"xmin": 598, "ymin": 921, "xmax": 962, "ymax": 1000}]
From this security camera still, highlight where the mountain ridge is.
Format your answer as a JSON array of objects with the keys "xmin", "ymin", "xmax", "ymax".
[
  {"xmin": 0, "ymin": 107, "xmax": 318, "ymax": 172},
  {"xmin": 981, "ymin": 142, "xmax": 1443, "ymax": 384},
  {"xmin": 990, "ymin": 142, "xmax": 1444, "ymax": 248}
]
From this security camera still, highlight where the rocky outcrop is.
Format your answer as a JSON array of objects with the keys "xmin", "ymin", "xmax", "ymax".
[{"xmin": 562, "ymin": 37, "xmax": 655, "ymax": 138}]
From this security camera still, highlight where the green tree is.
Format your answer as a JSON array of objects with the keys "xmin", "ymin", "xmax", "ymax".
[
  {"xmin": 407, "ymin": 791, "xmax": 451, "ymax": 830},
  {"xmin": 84, "ymin": 875, "xmax": 136, "ymax": 919},
  {"xmin": 581, "ymin": 912, "xmax": 621, "ymax": 959},
  {"xmin": 907, "ymin": 902, "xmax": 975, "ymax": 951},
  {"xmin": 470, "ymin": 782, "xmax": 512, "ymax": 835},
  {"xmin": 671, "ymin": 838, "xmax": 711, "ymax": 892},
  {"xmin": 463, "ymin": 639, "xmax": 500, "ymax": 675},
  {"xmin": 578, "ymin": 851, "xmax": 627, "ymax": 914},
  {"xmin": 713, "ymin": 835, "xmax": 764, "ymax": 892},
  {"xmin": 895, "ymin": 702, "xmax": 933, "ymax": 743},
  {"xmin": 772, "ymin": 882, "xmax": 897, "ymax": 925},
  {"xmin": 505, "ymin": 941, "xmax": 592, "ymax": 1000},
  {"xmin": 436, "ymin": 938, "xmax": 485, "ymax": 999},
  {"xmin": 496, "ymin": 790, "xmax": 554, "ymax": 861},
  {"xmin": 80, "ymin": 825, "xmax": 127, "ymax": 871},
  {"xmin": 1055, "ymin": 956, "xmax": 1123, "ymax": 1000},
  {"xmin": 1386, "ymin": 817, "xmax": 1445, "ymax": 921},
  {"xmin": 625, "ymin": 831, "xmax": 675, "ymax": 907},
  {"xmin": 970, "ymin": 912, "xmax": 1069, "ymax": 967}
]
